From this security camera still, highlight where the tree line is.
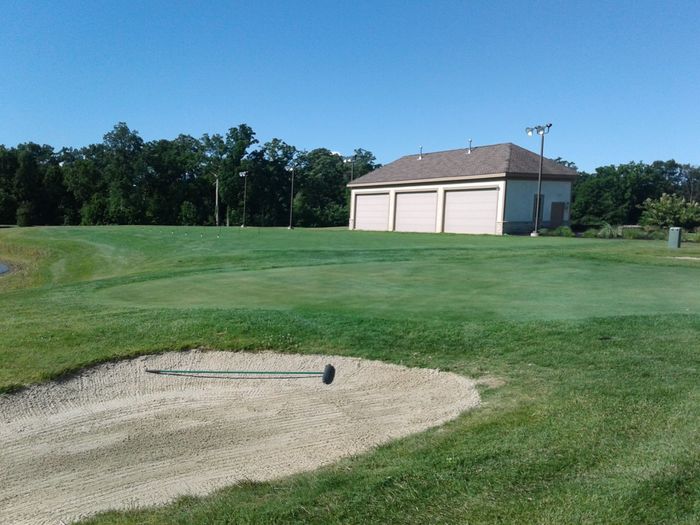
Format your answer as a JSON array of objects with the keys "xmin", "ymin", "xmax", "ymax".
[
  {"xmin": 0, "ymin": 123, "xmax": 378, "ymax": 227},
  {"xmin": 571, "ymin": 160, "xmax": 700, "ymax": 229},
  {"xmin": 1, "ymin": 123, "xmax": 698, "ymax": 230}
]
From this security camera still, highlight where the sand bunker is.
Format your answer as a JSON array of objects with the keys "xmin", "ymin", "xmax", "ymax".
[{"xmin": 0, "ymin": 350, "xmax": 479, "ymax": 524}]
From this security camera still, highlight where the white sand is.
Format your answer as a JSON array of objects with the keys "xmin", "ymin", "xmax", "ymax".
[{"xmin": 0, "ymin": 350, "xmax": 479, "ymax": 524}]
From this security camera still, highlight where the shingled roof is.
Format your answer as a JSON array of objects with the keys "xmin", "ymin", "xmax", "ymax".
[{"xmin": 348, "ymin": 143, "xmax": 577, "ymax": 187}]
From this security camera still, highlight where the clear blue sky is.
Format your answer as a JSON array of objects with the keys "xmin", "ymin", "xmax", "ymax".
[{"xmin": 1, "ymin": 0, "xmax": 698, "ymax": 172}]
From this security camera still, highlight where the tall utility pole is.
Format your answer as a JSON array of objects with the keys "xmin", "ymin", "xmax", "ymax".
[
  {"xmin": 286, "ymin": 165, "xmax": 295, "ymax": 229},
  {"xmin": 214, "ymin": 174, "xmax": 219, "ymax": 227},
  {"xmin": 525, "ymin": 123, "xmax": 552, "ymax": 237},
  {"xmin": 240, "ymin": 171, "xmax": 248, "ymax": 227}
]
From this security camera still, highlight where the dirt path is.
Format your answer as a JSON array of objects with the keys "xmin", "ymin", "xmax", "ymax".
[{"xmin": 0, "ymin": 350, "xmax": 479, "ymax": 524}]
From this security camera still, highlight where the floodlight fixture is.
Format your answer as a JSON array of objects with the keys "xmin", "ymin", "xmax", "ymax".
[
  {"xmin": 240, "ymin": 171, "xmax": 248, "ymax": 227},
  {"xmin": 343, "ymin": 154, "xmax": 356, "ymax": 181}
]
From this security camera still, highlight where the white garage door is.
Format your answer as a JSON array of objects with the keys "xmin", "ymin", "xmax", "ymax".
[
  {"xmin": 354, "ymin": 193, "xmax": 390, "ymax": 231},
  {"xmin": 444, "ymin": 189, "xmax": 498, "ymax": 234},
  {"xmin": 394, "ymin": 192, "xmax": 438, "ymax": 233}
]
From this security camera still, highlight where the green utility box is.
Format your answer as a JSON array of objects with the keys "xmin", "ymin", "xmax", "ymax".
[{"xmin": 668, "ymin": 227, "xmax": 681, "ymax": 249}]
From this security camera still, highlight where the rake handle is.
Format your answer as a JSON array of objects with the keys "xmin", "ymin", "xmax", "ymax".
[{"xmin": 145, "ymin": 369, "xmax": 322, "ymax": 375}]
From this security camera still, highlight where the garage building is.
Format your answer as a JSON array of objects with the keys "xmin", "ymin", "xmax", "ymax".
[{"xmin": 348, "ymin": 143, "xmax": 578, "ymax": 235}]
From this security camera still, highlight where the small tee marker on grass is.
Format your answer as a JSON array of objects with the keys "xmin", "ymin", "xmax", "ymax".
[{"xmin": 146, "ymin": 363, "xmax": 336, "ymax": 384}]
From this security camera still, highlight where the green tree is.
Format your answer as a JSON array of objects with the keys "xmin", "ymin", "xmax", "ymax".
[
  {"xmin": 242, "ymin": 139, "xmax": 296, "ymax": 226},
  {"xmin": 659, "ymin": 161, "xmax": 700, "ymax": 201},
  {"xmin": 36, "ymin": 161, "xmax": 74, "ymax": 225},
  {"xmin": 202, "ymin": 124, "xmax": 258, "ymax": 226},
  {"xmin": 571, "ymin": 162, "xmax": 675, "ymax": 227},
  {"xmin": 62, "ymin": 145, "xmax": 108, "ymax": 224},
  {"xmin": 639, "ymin": 193, "xmax": 700, "ymax": 229},
  {"xmin": 0, "ymin": 146, "xmax": 18, "ymax": 224},
  {"xmin": 553, "ymin": 157, "xmax": 578, "ymax": 170},
  {"xmin": 102, "ymin": 123, "xmax": 146, "ymax": 224},
  {"xmin": 13, "ymin": 149, "xmax": 43, "ymax": 226},
  {"xmin": 347, "ymin": 148, "xmax": 380, "ymax": 180},
  {"xmin": 293, "ymin": 149, "xmax": 349, "ymax": 227},
  {"xmin": 142, "ymin": 135, "xmax": 204, "ymax": 224},
  {"xmin": 14, "ymin": 143, "xmax": 73, "ymax": 225}
]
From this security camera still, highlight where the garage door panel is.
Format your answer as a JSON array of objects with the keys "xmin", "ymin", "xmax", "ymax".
[
  {"xmin": 355, "ymin": 193, "xmax": 390, "ymax": 231},
  {"xmin": 395, "ymin": 192, "xmax": 437, "ymax": 233},
  {"xmin": 444, "ymin": 189, "xmax": 498, "ymax": 234}
]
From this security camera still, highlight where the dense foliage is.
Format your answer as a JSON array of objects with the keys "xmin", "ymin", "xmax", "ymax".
[
  {"xmin": 571, "ymin": 161, "xmax": 700, "ymax": 228},
  {"xmin": 639, "ymin": 193, "xmax": 700, "ymax": 230},
  {"xmin": 0, "ymin": 123, "xmax": 379, "ymax": 227},
  {"xmin": 2, "ymin": 125, "xmax": 699, "ymax": 230}
]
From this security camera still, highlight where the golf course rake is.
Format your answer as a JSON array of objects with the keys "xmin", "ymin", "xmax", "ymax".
[{"xmin": 146, "ymin": 363, "xmax": 336, "ymax": 385}]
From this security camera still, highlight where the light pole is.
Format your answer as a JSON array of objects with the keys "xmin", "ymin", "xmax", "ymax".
[
  {"xmin": 344, "ymin": 155, "xmax": 356, "ymax": 181},
  {"xmin": 239, "ymin": 171, "xmax": 248, "ymax": 227},
  {"xmin": 342, "ymin": 155, "xmax": 356, "ymax": 229},
  {"xmin": 214, "ymin": 174, "xmax": 220, "ymax": 227},
  {"xmin": 285, "ymin": 165, "xmax": 295, "ymax": 229},
  {"xmin": 525, "ymin": 123, "xmax": 552, "ymax": 237}
]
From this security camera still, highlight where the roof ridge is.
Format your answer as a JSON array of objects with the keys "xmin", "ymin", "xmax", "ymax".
[
  {"xmin": 399, "ymin": 142, "xmax": 514, "ymax": 159},
  {"xmin": 505, "ymin": 142, "xmax": 514, "ymax": 172}
]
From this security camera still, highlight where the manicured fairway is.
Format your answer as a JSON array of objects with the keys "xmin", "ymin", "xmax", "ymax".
[{"xmin": 1, "ymin": 226, "xmax": 699, "ymax": 524}]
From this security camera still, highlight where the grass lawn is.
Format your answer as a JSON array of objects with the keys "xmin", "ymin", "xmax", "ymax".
[{"xmin": 1, "ymin": 226, "xmax": 699, "ymax": 524}]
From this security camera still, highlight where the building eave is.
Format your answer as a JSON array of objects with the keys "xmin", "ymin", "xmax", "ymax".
[
  {"xmin": 347, "ymin": 170, "xmax": 577, "ymax": 188},
  {"xmin": 505, "ymin": 172, "xmax": 578, "ymax": 181},
  {"xmin": 347, "ymin": 172, "xmax": 507, "ymax": 188}
]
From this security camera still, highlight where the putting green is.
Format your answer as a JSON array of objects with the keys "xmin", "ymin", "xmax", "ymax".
[{"xmin": 96, "ymin": 256, "xmax": 700, "ymax": 321}]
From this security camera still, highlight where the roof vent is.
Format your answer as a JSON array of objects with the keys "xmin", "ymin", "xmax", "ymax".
[
  {"xmin": 418, "ymin": 146, "xmax": 423, "ymax": 160},
  {"xmin": 468, "ymin": 139, "xmax": 472, "ymax": 155}
]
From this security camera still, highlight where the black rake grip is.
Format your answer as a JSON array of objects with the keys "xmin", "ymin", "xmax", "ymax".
[{"xmin": 322, "ymin": 364, "xmax": 336, "ymax": 385}]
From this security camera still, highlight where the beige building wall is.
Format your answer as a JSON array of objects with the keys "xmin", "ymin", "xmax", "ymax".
[{"xmin": 350, "ymin": 179, "xmax": 506, "ymax": 235}]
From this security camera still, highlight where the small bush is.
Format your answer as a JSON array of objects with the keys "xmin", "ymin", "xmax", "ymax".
[
  {"xmin": 619, "ymin": 227, "xmax": 674, "ymax": 241},
  {"xmin": 552, "ymin": 226, "xmax": 574, "ymax": 237},
  {"xmin": 581, "ymin": 225, "xmax": 670, "ymax": 241},
  {"xmin": 621, "ymin": 228, "xmax": 649, "ymax": 240},
  {"xmin": 597, "ymin": 222, "xmax": 621, "ymax": 239}
]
